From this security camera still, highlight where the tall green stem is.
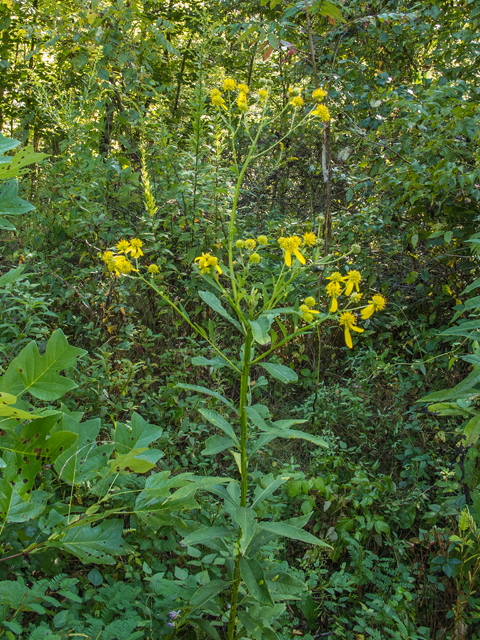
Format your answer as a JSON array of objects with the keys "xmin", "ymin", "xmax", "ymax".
[{"xmin": 227, "ymin": 328, "xmax": 252, "ymax": 639}]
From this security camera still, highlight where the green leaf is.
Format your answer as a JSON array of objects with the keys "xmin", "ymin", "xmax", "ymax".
[
  {"xmin": 0, "ymin": 265, "xmax": 25, "ymax": 287},
  {"xmin": 462, "ymin": 277, "xmax": 480, "ymax": 295},
  {"xmin": 441, "ymin": 320, "xmax": 480, "ymax": 339},
  {"xmin": 192, "ymin": 355, "xmax": 228, "ymax": 368},
  {"xmin": 259, "ymin": 362, "xmax": 298, "ymax": 384},
  {"xmin": 0, "ymin": 179, "xmax": 36, "ymax": 220},
  {"xmin": 0, "ymin": 329, "xmax": 87, "ymax": 401},
  {"xmin": 182, "ymin": 526, "xmax": 231, "ymax": 546},
  {"xmin": 266, "ymin": 571, "xmax": 307, "ymax": 597},
  {"xmin": 198, "ymin": 290, "xmax": 242, "ymax": 331},
  {"xmin": 257, "ymin": 521, "xmax": 331, "ymax": 548},
  {"xmin": 0, "ymin": 391, "xmax": 41, "ymax": 421},
  {"xmin": 0, "ymin": 133, "xmax": 20, "ymax": 155},
  {"xmin": 251, "ymin": 474, "xmax": 291, "ymax": 508},
  {"xmin": 203, "ymin": 435, "xmax": 235, "ymax": 455},
  {"xmin": 176, "ymin": 383, "xmax": 238, "ymax": 414},
  {"xmin": 48, "ymin": 519, "xmax": 133, "ymax": 565},
  {"xmin": 198, "ymin": 408, "xmax": 238, "ymax": 443},
  {"xmin": 0, "ymin": 483, "xmax": 50, "ymax": 523},
  {"xmin": 189, "ymin": 579, "xmax": 228, "ymax": 611},
  {"xmin": 465, "ymin": 414, "xmax": 480, "ymax": 445},
  {"xmin": 194, "ymin": 619, "xmax": 222, "ymax": 640},
  {"xmin": 0, "ymin": 145, "xmax": 49, "ymax": 180},
  {"xmin": 235, "ymin": 506, "xmax": 256, "ymax": 552},
  {"xmin": 109, "ymin": 447, "xmax": 162, "ymax": 474},
  {"xmin": 249, "ymin": 316, "xmax": 273, "ymax": 345},
  {"xmin": 239, "ymin": 557, "xmax": 273, "ymax": 604},
  {"xmin": 317, "ymin": 0, "xmax": 346, "ymax": 22},
  {"xmin": 417, "ymin": 368, "xmax": 480, "ymax": 404},
  {"xmin": 237, "ymin": 24, "xmax": 258, "ymax": 42},
  {"xmin": 115, "ymin": 412, "xmax": 162, "ymax": 453}
]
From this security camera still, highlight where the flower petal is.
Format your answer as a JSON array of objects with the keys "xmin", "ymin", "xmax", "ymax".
[
  {"xmin": 285, "ymin": 250, "xmax": 292, "ymax": 267},
  {"xmin": 330, "ymin": 297, "xmax": 338, "ymax": 313},
  {"xmin": 345, "ymin": 282, "xmax": 353, "ymax": 295},
  {"xmin": 344, "ymin": 327, "xmax": 353, "ymax": 348},
  {"xmin": 361, "ymin": 305, "xmax": 374, "ymax": 320},
  {"xmin": 352, "ymin": 326, "xmax": 364, "ymax": 333},
  {"xmin": 293, "ymin": 248, "xmax": 306, "ymax": 264}
]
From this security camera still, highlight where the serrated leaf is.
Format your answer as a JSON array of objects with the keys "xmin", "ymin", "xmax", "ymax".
[
  {"xmin": 48, "ymin": 519, "xmax": 133, "ymax": 564},
  {"xmin": 240, "ymin": 557, "xmax": 273, "ymax": 604},
  {"xmin": 198, "ymin": 290, "xmax": 242, "ymax": 331},
  {"xmin": 0, "ymin": 329, "xmax": 87, "ymax": 401},
  {"xmin": 259, "ymin": 362, "xmax": 298, "ymax": 384}
]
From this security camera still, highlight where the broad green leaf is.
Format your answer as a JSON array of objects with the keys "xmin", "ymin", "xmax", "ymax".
[
  {"xmin": 203, "ymin": 435, "xmax": 235, "ymax": 455},
  {"xmin": 115, "ymin": 412, "xmax": 162, "ymax": 453},
  {"xmin": 0, "ymin": 145, "xmax": 49, "ymax": 180},
  {"xmin": 0, "ymin": 216, "xmax": 16, "ymax": 230},
  {"xmin": 464, "ymin": 414, "xmax": 480, "ymax": 445},
  {"xmin": 54, "ymin": 416, "xmax": 112, "ymax": 485},
  {"xmin": 109, "ymin": 447, "xmax": 162, "ymax": 474},
  {"xmin": 251, "ymin": 474, "xmax": 291, "ymax": 508},
  {"xmin": 427, "ymin": 402, "xmax": 472, "ymax": 418},
  {"xmin": 259, "ymin": 362, "xmax": 298, "ymax": 384},
  {"xmin": 317, "ymin": 0, "xmax": 346, "ymax": 22},
  {"xmin": 0, "ymin": 179, "xmax": 36, "ymax": 221},
  {"xmin": 176, "ymin": 383, "xmax": 238, "ymax": 414},
  {"xmin": 239, "ymin": 557, "xmax": 273, "ymax": 604},
  {"xmin": 249, "ymin": 316, "xmax": 273, "ymax": 345},
  {"xmin": 194, "ymin": 619, "xmax": 222, "ymax": 640},
  {"xmin": 0, "ymin": 133, "xmax": 20, "ymax": 155},
  {"xmin": 190, "ymin": 579, "xmax": 228, "ymax": 611},
  {"xmin": 0, "ymin": 391, "xmax": 41, "ymax": 421},
  {"xmin": 48, "ymin": 519, "xmax": 133, "ymax": 565},
  {"xmin": 235, "ymin": 506, "xmax": 256, "ymax": 552},
  {"xmin": 0, "ymin": 414, "xmax": 77, "ymax": 496},
  {"xmin": 257, "ymin": 521, "xmax": 331, "ymax": 548},
  {"xmin": 0, "ymin": 329, "xmax": 87, "ymax": 401},
  {"xmin": 198, "ymin": 290, "xmax": 242, "ymax": 331},
  {"xmin": 417, "ymin": 368, "xmax": 480, "ymax": 404},
  {"xmin": 441, "ymin": 320, "xmax": 480, "ymax": 339},
  {"xmin": 237, "ymin": 24, "xmax": 258, "ymax": 42},
  {"xmin": 182, "ymin": 526, "xmax": 231, "ymax": 546},
  {"xmin": 192, "ymin": 355, "xmax": 228, "ymax": 368},
  {"xmin": 266, "ymin": 571, "xmax": 307, "ymax": 597},
  {"xmin": 462, "ymin": 277, "xmax": 480, "ymax": 295},
  {"xmin": 0, "ymin": 482, "xmax": 50, "ymax": 523},
  {"xmin": 0, "ymin": 265, "xmax": 25, "ymax": 287},
  {"xmin": 199, "ymin": 408, "xmax": 238, "ymax": 443}
]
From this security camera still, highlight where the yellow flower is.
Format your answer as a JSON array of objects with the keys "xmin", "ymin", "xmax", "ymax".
[
  {"xmin": 16, "ymin": 29, "xmax": 27, "ymax": 37},
  {"xmin": 257, "ymin": 235, "xmax": 268, "ymax": 245},
  {"xmin": 148, "ymin": 264, "xmax": 160, "ymax": 274},
  {"xmin": 339, "ymin": 311, "xmax": 364, "ymax": 349},
  {"xmin": 223, "ymin": 78, "xmax": 236, "ymax": 91},
  {"xmin": 102, "ymin": 251, "xmax": 116, "ymax": 270},
  {"xmin": 291, "ymin": 96, "xmax": 304, "ymax": 108},
  {"xmin": 127, "ymin": 238, "xmax": 143, "ymax": 258},
  {"xmin": 344, "ymin": 270, "xmax": 362, "ymax": 295},
  {"xmin": 194, "ymin": 252, "xmax": 222, "ymax": 276},
  {"xmin": 249, "ymin": 253, "xmax": 261, "ymax": 264},
  {"xmin": 303, "ymin": 232, "xmax": 316, "ymax": 247},
  {"xmin": 113, "ymin": 255, "xmax": 134, "ymax": 275},
  {"xmin": 326, "ymin": 271, "xmax": 345, "ymax": 284},
  {"xmin": 2, "ymin": 0, "xmax": 13, "ymax": 9},
  {"xmin": 304, "ymin": 296, "xmax": 316, "ymax": 308},
  {"xmin": 245, "ymin": 238, "xmax": 256, "ymax": 251},
  {"xmin": 312, "ymin": 105, "xmax": 331, "ymax": 122},
  {"xmin": 361, "ymin": 294, "xmax": 386, "ymax": 320},
  {"xmin": 351, "ymin": 292, "xmax": 363, "ymax": 303},
  {"xmin": 300, "ymin": 304, "xmax": 319, "ymax": 323},
  {"xmin": 237, "ymin": 91, "xmax": 248, "ymax": 112},
  {"xmin": 235, "ymin": 239, "xmax": 245, "ymax": 249},
  {"xmin": 258, "ymin": 88, "xmax": 268, "ymax": 101},
  {"xmin": 278, "ymin": 236, "xmax": 305, "ymax": 267},
  {"xmin": 211, "ymin": 91, "xmax": 226, "ymax": 108},
  {"xmin": 326, "ymin": 281, "xmax": 342, "ymax": 312},
  {"xmin": 312, "ymin": 88, "xmax": 327, "ymax": 101},
  {"xmin": 237, "ymin": 83, "xmax": 249, "ymax": 94},
  {"xmin": 116, "ymin": 239, "xmax": 130, "ymax": 253}
]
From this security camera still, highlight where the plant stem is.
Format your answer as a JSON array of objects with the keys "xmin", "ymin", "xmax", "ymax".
[{"xmin": 227, "ymin": 328, "xmax": 252, "ymax": 639}]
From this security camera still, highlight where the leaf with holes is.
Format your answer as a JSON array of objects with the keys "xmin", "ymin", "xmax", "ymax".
[
  {"xmin": 114, "ymin": 411, "xmax": 163, "ymax": 453},
  {"xmin": 0, "ymin": 481, "xmax": 50, "ymax": 523},
  {"xmin": 0, "ymin": 144, "xmax": 49, "ymax": 180},
  {"xmin": 0, "ymin": 329, "xmax": 87, "ymax": 401},
  {"xmin": 0, "ymin": 391, "xmax": 41, "ymax": 421}
]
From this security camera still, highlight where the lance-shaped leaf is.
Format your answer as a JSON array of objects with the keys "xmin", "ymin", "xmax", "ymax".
[
  {"xmin": 417, "ymin": 368, "xmax": 480, "ymax": 404},
  {"xmin": 259, "ymin": 362, "xmax": 298, "ymax": 384},
  {"xmin": 257, "ymin": 521, "xmax": 331, "ymax": 548},
  {"xmin": 203, "ymin": 435, "xmax": 235, "ymax": 455},
  {"xmin": 240, "ymin": 557, "xmax": 273, "ymax": 604},
  {"xmin": 176, "ymin": 383, "xmax": 238, "ymax": 414},
  {"xmin": 189, "ymin": 579, "xmax": 228, "ymax": 612},
  {"xmin": 199, "ymin": 408, "xmax": 238, "ymax": 443},
  {"xmin": 48, "ymin": 519, "xmax": 133, "ymax": 564},
  {"xmin": 0, "ymin": 329, "xmax": 87, "ymax": 401},
  {"xmin": 0, "ymin": 265, "xmax": 25, "ymax": 287},
  {"xmin": 251, "ymin": 474, "xmax": 291, "ymax": 508},
  {"xmin": 235, "ymin": 506, "xmax": 256, "ymax": 552},
  {"xmin": 198, "ymin": 290, "xmax": 243, "ymax": 331},
  {"xmin": 182, "ymin": 526, "xmax": 232, "ymax": 546}
]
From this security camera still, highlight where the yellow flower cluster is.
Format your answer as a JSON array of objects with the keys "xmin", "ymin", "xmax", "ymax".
[
  {"xmin": 321, "ymin": 269, "xmax": 387, "ymax": 348},
  {"xmin": 300, "ymin": 297, "xmax": 320, "ymax": 323},
  {"xmin": 311, "ymin": 86, "xmax": 330, "ymax": 122},
  {"xmin": 237, "ymin": 91, "xmax": 248, "ymax": 112},
  {"xmin": 235, "ymin": 235, "xmax": 269, "ymax": 264},
  {"xmin": 291, "ymin": 95, "xmax": 304, "ymax": 109},
  {"xmin": 102, "ymin": 238, "xmax": 144, "ymax": 276},
  {"xmin": 194, "ymin": 253, "xmax": 222, "ymax": 276},
  {"xmin": 211, "ymin": 81, "xmax": 252, "ymax": 112},
  {"xmin": 277, "ymin": 231, "xmax": 317, "ymax": 267},
  {"xmin": 223, "ymin": 78, "xmax": 236, "ymax": 91},
  {"xmin": 211, "ymin": 88, "xmax": 226, "ymax": 108},
  {"xmin": 258, "ymin": 88, "xmax": 268, "ymax": 102}
]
